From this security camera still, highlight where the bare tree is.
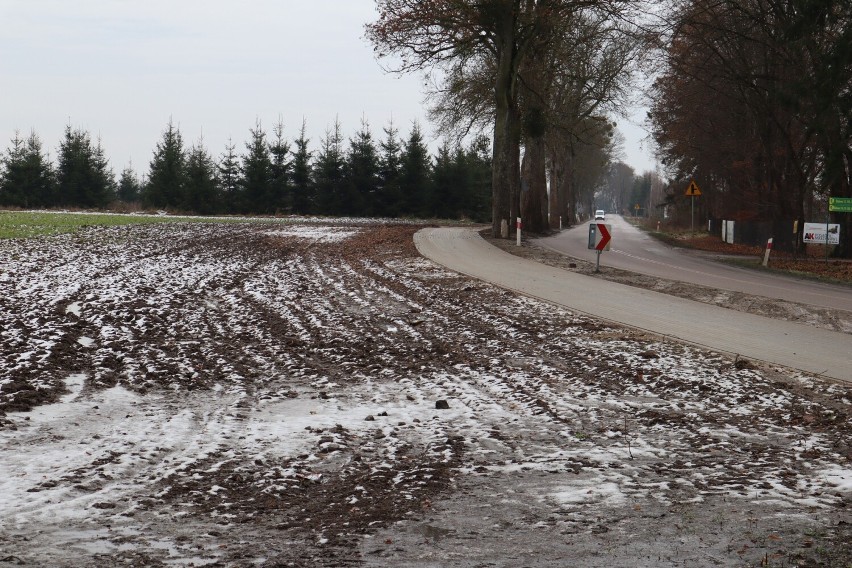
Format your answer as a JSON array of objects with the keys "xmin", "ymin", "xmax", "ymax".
[
  {"xmin": 367, "ymin": 0, "xmax": 639, "ymax": 237},
  {"xmin": 650, "ymin": 0, "xmax": 852, "ymax": 255}
]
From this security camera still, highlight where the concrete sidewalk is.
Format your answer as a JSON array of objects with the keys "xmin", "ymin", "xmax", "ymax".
[{"xmin": 415, "ymin": 227, "xmax": 852, "ymax": 383}]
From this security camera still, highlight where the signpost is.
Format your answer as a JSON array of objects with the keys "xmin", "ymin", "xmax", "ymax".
[
  {"xmin": 817, "ymin": 197, "xmax": 852, "ymax": 262},
  {"xmin": 829, "ymin": 197, "xmax": 852, "ymax": 213},
  {"xmin": 685, "ymin": 180, "xmax": 702, "ymax": 234},
  {"xmin": 588, "ymin": 223, "xmax": 612, "ymax": 272}
]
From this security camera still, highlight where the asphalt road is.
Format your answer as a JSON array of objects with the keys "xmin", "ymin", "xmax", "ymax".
[
  {"xmin": 536, "ymin": 215, "xmax": 852, "ymax": 313},
  {"xmin": 414, "ymin": 226, "xmax": 852, "ymax": 383}
]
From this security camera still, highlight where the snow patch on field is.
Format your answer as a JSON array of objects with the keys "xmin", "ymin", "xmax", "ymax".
[
  {"xmin": 550, "ymin": 480, "xmax": 628, "ymax": 507},
  {"xmin": 820, "ymin": 466, "xmax": 852, "ymax": 491},
  {"xmin": 265, "ymin": 226, "xmax": 361, "ymax": 242}
]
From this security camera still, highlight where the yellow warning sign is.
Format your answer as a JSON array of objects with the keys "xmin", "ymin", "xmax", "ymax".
[{"xmin": 685, "ymin": 180, "xmax": 702, "ymax": 196}]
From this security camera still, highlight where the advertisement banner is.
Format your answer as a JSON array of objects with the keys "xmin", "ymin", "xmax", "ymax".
[{"xmin": 802, "ymin": 222, "xmax": 840, "ymax": 245}]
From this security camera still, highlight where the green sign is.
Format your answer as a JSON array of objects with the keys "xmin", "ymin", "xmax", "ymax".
[{"xmin": 829, "ymin": 197, "xmax": 852, "ymax": 212}]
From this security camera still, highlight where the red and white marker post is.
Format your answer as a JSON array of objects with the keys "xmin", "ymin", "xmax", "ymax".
[
  {"xmin": 516, "ymin": 217, "xmax": 522, "ymax": 246},
  {"xmin": 762, "ymin": 237, "xmax": 773, "ymax": 267}
]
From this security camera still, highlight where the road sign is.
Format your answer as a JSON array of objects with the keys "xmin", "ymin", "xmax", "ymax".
[
  {"xmin": 588, "ymin": 223, "xmax": 612, "ymax": 251},
  {"xmin": 829, "ymin": 197, "xmax": 852, "ymax": 212},
  {"xmin": 588, "ymin": 223, "xmax": 612, "ymax": 273},
  {"xmin": 596, "ymin": 223, "xmax": 612, "ymax": 251},
  {"xmin": 685, "ymin": 180, "xmax": 702, "ymax": 196}
]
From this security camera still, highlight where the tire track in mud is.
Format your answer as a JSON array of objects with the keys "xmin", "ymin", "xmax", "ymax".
[
  {"xmin": 342, "ymin": 248, "xmax": 680, "ymax": 487},
  {"xmin": 352, "ymin": 237, "xmax": 852, "ymax": 534}
]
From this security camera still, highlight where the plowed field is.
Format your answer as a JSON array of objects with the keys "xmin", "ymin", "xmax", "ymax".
[{"xmin": 1, "ymin": 221, "xmax": 850, "ymax": 567}]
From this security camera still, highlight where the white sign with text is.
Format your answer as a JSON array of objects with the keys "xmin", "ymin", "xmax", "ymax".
[{"xmin": 803, "ymin": 222, "xmax": 840, "ymax": 245}]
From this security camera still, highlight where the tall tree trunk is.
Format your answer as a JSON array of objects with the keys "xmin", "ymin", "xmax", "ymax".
[
  {"xmin": 563, "ymin": 147, "xmax": 576, "ymax": 225},
  {"xmin": 522, "ymin": 135, "xmax": 548, "ymax": 233},
  {"xmin": 835, "ymin": 147, "xmax": 852, "ymax": 258},
  {"xmin": 509, "ymin": 103, "xmax": 522, "ymax": 234},
  {"xmin": 490, "ymin": 0, "xmax": 529, "ymax": 238},
  {"xmin": 490, "ymin": 3, "xmax": 519, "ymax": 238},
  {"xmin": 548, "ymin": 150, "xmax": 561, "ymax": 230},
  {"xmin": 492, "ymin": 92, "xmax": 512, "ymax": 237},
  {"xmin": 492, "ymin": 71, "xmax": 522, "ymax": 238}
]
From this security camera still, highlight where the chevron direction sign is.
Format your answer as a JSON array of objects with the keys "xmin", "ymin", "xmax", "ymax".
[{"xmin": 588, "ymin": 223, "xmax": 612, "ymax": 251}]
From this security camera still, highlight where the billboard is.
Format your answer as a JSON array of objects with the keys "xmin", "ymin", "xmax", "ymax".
[{"xmin": 802, "ymin": 222, "xmax": 840, "ymax": 245}]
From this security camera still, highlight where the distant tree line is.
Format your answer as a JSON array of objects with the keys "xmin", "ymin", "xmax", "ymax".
[
  {"xmin": 0, "ymin": 119, "xmax": 492, "ymax": 222},
  {"xmin": 597, "ymin": 162, "xmax": 666, "ymax": 219}
]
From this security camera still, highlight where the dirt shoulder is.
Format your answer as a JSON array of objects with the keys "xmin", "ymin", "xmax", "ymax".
[
  {"xmin": 483, "ymin": 230, "xmax": 852, "ymax": 335},
  {"xmin": 651, "ymin": 229, "xmax": 852, "ymax": 284}
]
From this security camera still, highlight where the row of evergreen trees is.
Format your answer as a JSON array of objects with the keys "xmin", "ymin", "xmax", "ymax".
[
  {"xmin": 0, "ymin": 127, "xmax": 114, "ymax": 211},
  {"xmin": 0, "ymin": 120, "xmax": 492, "ymax": 221}
]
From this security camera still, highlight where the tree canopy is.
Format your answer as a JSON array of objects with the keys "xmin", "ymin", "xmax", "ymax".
[
  {"xmin": 367, "ymin": 0, "xmax": 641, "ymax": 236},
  {"xmin": 649, "ymin": 0, "xmax": 852, "ymax": 255}
]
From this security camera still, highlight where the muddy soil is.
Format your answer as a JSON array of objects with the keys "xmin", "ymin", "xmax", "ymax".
[{"xmin": 0, "ymin": 221, "xmax": 850, "ymax": 567}]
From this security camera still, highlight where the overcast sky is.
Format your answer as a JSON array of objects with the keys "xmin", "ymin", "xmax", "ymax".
[{"xmin": 0, "ymin": 0, "xmax": 656, "ymax": 177}]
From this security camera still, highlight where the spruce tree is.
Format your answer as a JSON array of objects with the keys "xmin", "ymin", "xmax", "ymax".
[
  {"xmin": 0, "ymin": 133, "xmax": 27, "ymax": 207},
  {"xmin": 313, "ymin": 119, "xmax": 346, "ymax": 215},
  {"xmin": 465, "ymin": 135, "xmax": 492, "ymax": 222},
  {"xmin": 269, "ymin": 118, "xmax": 291, "ymax": 214},
  {"xmin": 0, "ymin": 131, "xmax": 55, "ymax": 208},
  {"xmin": 400, "ymin": 123, "xmax": 432, "ymax": 217},
  {"xmin": 377, "ymin": 122, "xmax": 403, "ymax": 217},
  {"xmin": 344, "ymin": 119, "xmax": 379, "ymax": 216},
  {"xmin": 291, "ymin": 120, "xmax": 313, "ymax": 215},
  {"xmin": 430, "ymin": 141, "xmax": 455, "ymax": 218},
  {"xmin": 117, "ymin": 164, "xmax": 141, "ymax": 203},
  {"xmin": 218, "ymin": 139, "xmax": 240, "ymax": 213},
  {"xmin": 240, "ymin": 121, "xmax": 273, "ymax": 214},
  {"xmin": 185, "ymin": 138, "xmax": 219, "ymax": 215},
  {"xmin": 144, "ymin": 121, "xmax": 186, "ymax": 210},
  {"xmin": 56, "ymin": 126, "xmax": 114, "ymax": 208},
  {"xmin": 433, "ymin": 139, "xmax": 491, "ymax": 221},
  {"xmin": 93, "ymin": 140, "xmax": 116, "ymax": 206},
  {"xmin": 449, "ymin": 143, "xmax": 485, "ymax": 221}
]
